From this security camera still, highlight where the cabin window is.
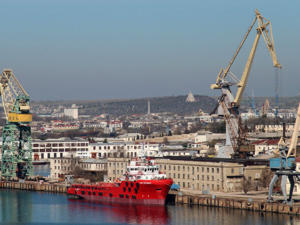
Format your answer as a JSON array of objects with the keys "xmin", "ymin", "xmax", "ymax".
[
  {"xmin": 109, "ymin": 193, "xmax": 113, "ymax": 197},
  {"xmin": 128, "ymin": 188, "xmax": 131, "ymax": 192},
  {"xmin": 126, "ymin": 194, "xmax": 129, "ymax": 199},
  {"xmin": 99, "ymin": 192, "xmax": 103, "ymax": 196},
  {"xmin": 93, "ymin": 192, "xmax": 96, "ymax": 195},
  {"xmin": 131, "ymin": 183, "xmax": 134, "ymax": 187},
  {"xmin": 123, "ymin": 187, "xmax": 126, "ymax": 192},
  {"xmin": 119, "ymin": 194, "xmax": 124, "ymax": 198},
  {"xmin": 88, "ymin": 191, "xmax": 91, "ymax": 195},
  {"xmin": 81, "ymin": 191, "xmax": 85, "ymax": 195},
  {"xmin": 132, "ymin": 195, "xmax": 136, "ymax": 199}
]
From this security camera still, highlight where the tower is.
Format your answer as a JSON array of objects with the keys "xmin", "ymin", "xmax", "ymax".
[{"xmin": 147, "ymin": 100, "xmax": 151, "ymax": 115}]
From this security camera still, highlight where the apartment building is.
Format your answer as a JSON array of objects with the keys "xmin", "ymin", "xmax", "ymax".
[{"xmin": 32, "ymin": 138, "xmax": 89, "ymax": 161}]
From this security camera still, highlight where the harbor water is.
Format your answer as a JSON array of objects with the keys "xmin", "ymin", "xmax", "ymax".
[{"xmin": 0, "ymin": 189, "xmax": 299, "ymax": 225}]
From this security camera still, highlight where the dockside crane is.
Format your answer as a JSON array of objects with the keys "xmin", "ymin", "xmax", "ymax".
[
  {"xmin": 0, "ymin": 69, "xmax": 32, "ymax": 179},
  {"xmin": 211, "ymin": 9, "xmax": 281, "ymax": 158},
  {"xmin": 268, "ymin": 103, "xmax": 300, "ymax": 204}
]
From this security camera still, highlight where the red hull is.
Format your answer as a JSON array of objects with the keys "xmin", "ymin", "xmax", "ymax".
[{"xmin": 67, "ymin": 179, "xmax": 173, "ymax": 205}]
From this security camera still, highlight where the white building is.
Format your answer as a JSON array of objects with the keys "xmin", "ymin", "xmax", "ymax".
[
  {"xmin": 32, "ymin": 138, "xmax": 89, "ymax": 161},
  {"xmin": 88, "ymin": 142, "xmax": 161, "ymax": 159},
  {"xmin": 252, "ymin": 139, "xmax": 279, "ymax": 156},
  {"xmin": 64, "ymin": 104, "xmax": 78, "ymax": 119}
]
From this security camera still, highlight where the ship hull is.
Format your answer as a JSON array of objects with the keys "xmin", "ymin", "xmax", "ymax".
[{"xmin": 67, "ymin": 179, "xmax": 173, "ymax": 206}]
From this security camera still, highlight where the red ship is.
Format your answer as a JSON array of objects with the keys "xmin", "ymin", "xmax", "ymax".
[{"xmin": 67, "ymin": 158, "xmax": 173, "ymax": 205}]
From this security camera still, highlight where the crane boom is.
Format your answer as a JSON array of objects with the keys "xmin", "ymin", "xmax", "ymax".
[
  {"xmin": 287, "ymin": 103, "xmax": 300, "ymax": 158},
  {"xmin": 234, "ymin": 9, "xmax": 281, "ymax": 106},
  {"xmin": 210, "ymin": 9, "xmax": 281, "ymax": 158}
]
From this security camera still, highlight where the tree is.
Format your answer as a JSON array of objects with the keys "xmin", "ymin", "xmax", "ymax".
[
  {"xmin": 207, "ymin": 121, "xmax": 225, "ymax": 133},
  {"xmin": 258, "ymin": 169, "xmax": 274, "ymax": 188},
  {"xmin": 163, "ymin": 137, "xmax": 169, "ymax": 145},
  {"xmin": 242, "ymin": 177, "xmax": 252, "ymax": 194}
]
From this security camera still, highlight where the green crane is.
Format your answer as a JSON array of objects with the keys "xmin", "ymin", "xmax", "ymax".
[{"xmin": 0, "ymin": 69, "xmax": 32, "ymax": 179}]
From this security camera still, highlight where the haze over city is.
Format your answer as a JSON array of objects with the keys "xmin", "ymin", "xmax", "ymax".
[{"xmin": 0, "ymin": 0, "xmax": 299, "ymax": 100}]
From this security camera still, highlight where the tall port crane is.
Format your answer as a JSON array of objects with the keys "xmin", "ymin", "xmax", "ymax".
[
  {"xmin": 211, "ymin": 9, "xmax": 281, "ymax": 158},
  {"xmin": 0, "ymin": 69, "xmax": 32, "ymax": 179}
]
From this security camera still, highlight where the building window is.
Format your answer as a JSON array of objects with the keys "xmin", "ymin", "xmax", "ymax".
[
  {"xmin": 202, "ymin": 167, "xmax": 204, "ymax": 172},
  {"xmin": 207, "ymin": 168, "xmax": 209, "ymax": 173},
  {"xmin": 212, "ymin": 168, "xmax": 214, "ymax": 173},
  {"xmin": 231, "ymin": 168, "xmax": 234, "ymax": 174},
  {"xmin": 217, "ymin": 168, "xmax": 220, "ymax": 173}
]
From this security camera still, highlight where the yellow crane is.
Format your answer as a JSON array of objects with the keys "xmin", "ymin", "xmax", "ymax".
[{"xmin": 211, "ymin": 9, "xmax": 281, "ymax": 158}]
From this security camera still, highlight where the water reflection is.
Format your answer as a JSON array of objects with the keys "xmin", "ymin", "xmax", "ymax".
[
  {"xmin": 167, "ymin": 205, "xmax": 300, "ymax": 225},
  {"xmin": 68, "ymin": 199, "xmax": 169, "ymax": 225},
  {"xmin": 0, "ymin": 189, "xmax": 32, "ymax": 223}
]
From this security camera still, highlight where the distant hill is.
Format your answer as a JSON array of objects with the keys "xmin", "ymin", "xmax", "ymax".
[
  {"xmin": 79, "ymin": 95, "xmax": 217, "ymax": 116},
  {"xmin": 32, "ymin": 95, "xmax": 217, "ymax": 116}
]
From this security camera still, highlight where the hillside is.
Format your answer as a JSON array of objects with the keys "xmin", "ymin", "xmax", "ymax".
[{"xmin": 32, "ymin": 95, "xmax": 217, "ymax": 116}]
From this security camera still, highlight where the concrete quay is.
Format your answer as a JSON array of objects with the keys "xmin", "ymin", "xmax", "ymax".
[
  {"xmin": 0, "ymin": 181, "xmax": 67, "ymax": 193},
  {"xmin": 168, "ymin": 190, "xmax": 300, "ymax": 215}
]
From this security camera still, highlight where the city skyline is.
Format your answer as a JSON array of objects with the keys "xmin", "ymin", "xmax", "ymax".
[{"xmin": 0, "ymin": 0, "xmax": 299, "ymax": 100}]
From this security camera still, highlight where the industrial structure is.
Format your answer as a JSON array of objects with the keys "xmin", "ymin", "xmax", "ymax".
[
  {"xmin": 211, "ymin": 9, "xmax": 281, "ymax": 158},
  {"xmin": 0, "ymin": 69, "xmax": 32, "ymax": 179},
  {"xmin": 268, "ymin": 103, "xmax": 300, "ymax": 204}
]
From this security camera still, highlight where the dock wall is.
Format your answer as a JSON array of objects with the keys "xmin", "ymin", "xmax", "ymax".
[
  {"xmin": 171, "ymin": 192, "xmax": 300, "ymax": 215},
  {"xmin": 0, "ymin": 181, "xmax": 67, "ymax": 193}
]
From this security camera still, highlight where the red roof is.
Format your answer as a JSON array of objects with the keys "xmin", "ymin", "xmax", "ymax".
[{"xmin": 251, "ymin": 139, "xmax": 280, "ymax": 145}]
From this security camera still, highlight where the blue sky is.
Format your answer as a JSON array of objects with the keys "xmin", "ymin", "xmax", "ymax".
[{"xmin": 0, "ymin": 0, "xmax": 299, "ymax": 100}]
